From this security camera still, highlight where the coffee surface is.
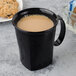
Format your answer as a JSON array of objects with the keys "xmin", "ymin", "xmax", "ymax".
[{"xmin": 17, "ymin": 15, "xmax": 54, "ymax": 32}]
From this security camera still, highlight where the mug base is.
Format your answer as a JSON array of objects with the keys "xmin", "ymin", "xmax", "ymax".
[{"xmin": 21, "ymin": 60, "xmax": 53, "ymax": 71}]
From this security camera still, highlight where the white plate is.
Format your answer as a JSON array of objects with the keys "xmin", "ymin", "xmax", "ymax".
[{"xmin": 0, "ymin": 0, "xmax": 23, "ymax": 22}]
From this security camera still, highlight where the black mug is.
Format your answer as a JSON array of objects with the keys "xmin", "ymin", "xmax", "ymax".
[{"xmin": 12, "ymin": 8, "xmax": 66, "ymax": 71}]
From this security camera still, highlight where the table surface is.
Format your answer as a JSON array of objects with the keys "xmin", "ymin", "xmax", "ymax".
[{"xmin": 0, "ymin": 0, "xmax": 76, "ymax": 76}]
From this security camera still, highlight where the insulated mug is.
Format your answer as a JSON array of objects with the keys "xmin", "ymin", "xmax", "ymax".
[{"xmin": 12, "ymin": 8, "xmax": 66, "ymax": 71}]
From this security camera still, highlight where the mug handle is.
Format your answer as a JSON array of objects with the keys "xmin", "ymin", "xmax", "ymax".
[{"xmin": 54, "ymin": 15, "xmax": 66, "ymax": 46}]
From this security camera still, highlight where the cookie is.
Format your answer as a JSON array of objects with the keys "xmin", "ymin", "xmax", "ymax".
[{"xmin": 0, "ymin": 0, "xmax": 19, "ymax": 18}]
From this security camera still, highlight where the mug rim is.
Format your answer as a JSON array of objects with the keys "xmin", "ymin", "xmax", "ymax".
[{"xmin": 12, "ymin": 8, "xmax": 58, "ymax": 33}]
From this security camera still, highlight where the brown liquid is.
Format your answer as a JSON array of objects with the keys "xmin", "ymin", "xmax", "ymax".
[{"xmin": 17, "ymin": 15, "xmax": 54, "ymax": 32}]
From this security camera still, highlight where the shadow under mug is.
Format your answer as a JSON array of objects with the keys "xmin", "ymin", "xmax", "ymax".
[{"xmin": 12, "ymin": 8, "xmax": 66, "ymax": 71}]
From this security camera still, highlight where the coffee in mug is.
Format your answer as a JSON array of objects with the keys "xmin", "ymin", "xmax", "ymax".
[{"xmin": 17, "ymin": 15, "xmax": 54, "ymax": 32}]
